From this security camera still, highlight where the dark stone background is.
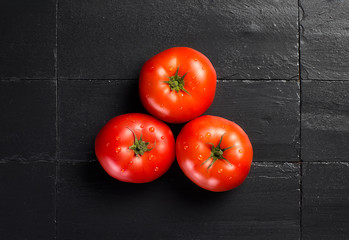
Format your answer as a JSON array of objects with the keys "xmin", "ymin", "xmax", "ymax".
[{"xmin": 0, "ymin": 0, "xmax": 348, "ymax": 239}]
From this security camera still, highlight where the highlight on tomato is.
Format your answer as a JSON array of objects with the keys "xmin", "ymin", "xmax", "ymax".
[
  {"xmin": 176, "ymin": 115, "xmax": 253, "ymax": 192},
  {"xmin": 139, "ymin": 47, "xmax": 217, "ymax": 123},
  {"xmin": 95, "ymin": 113, "xmax": 175, "ymax": 183}
]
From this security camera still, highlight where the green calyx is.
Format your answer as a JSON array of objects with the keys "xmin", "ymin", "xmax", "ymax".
[
  {"xmin": 127, "ymin": 128, "xmax": 156, "ymax": 157},
  {"xmin": 163, "ymin": 67, "xmax": 190, "ymax": 95},
  {"xmin": 201, "ymin": 133, "xmax": 235, "ymax": 170}
]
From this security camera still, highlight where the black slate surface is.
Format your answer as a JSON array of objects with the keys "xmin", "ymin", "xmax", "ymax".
[
  {"xmin": 301, "ymin": 81, "xmax": 349, "ymax": 162},
  {"xmin": 0, "ymin": 80, "xmax": 56, "ymax": 161},
  {"xmin": 0, "ymin": 0, "xmax": 56, "ymax": 79},
  {"xmin": 300, "ymin": 0, "xmax": 349, "ymax": 80},
  {"xmin": 302, "ymin": 162, "xmax": 349, "ymax": 239},
  {"xmin": 1, "ymin": 0, "xmax": 349, "ymax": 239},
  {"xmin": 58, "ymin": 0, "xmax": 298, "ymax": 80},
  {"xmin": 0, "ymin": 162, "xmax": 55, "ymax": 240},
  {"xmin": 57, "ymin": 161, "xmax": 300, "ymax": 240}
]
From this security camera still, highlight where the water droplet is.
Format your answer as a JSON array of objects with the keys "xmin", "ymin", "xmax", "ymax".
[
  {"xmin": 121, "ymin": 169, "xmax": 125, "ymax": 173},
  {"xmin": 192, "ymin": 75, "xmax": 196, "ymax": 80},
  {"xmin": 199, "ymin": 135, "xmax": 203, "ymax": 140},
  {"xmin": 160, "ymin": 103, "xmax": 164, "ymax": 108},
  {"xmin": 116, "ymin": 136, "xmax": 120, "ymax": 141},
  {"xmin": 131, "ymin": 120, "xmax": 136, "ymax": 123},
  {"xmin": 238, "ymin": 163, "xmax": 241, "ymax": 167},
  {"xmin": 180, "ymin": 93, "xmax": 184, "ymax": 97},
  {"xmin": 203, "ymin": 88, "xmax": 206, "ymax": 92},
  {"xmin": 148, "ymin": 154, "xmax": 154, "ymax": 161},
  {"xmin": 140, "ymin": 124, "xmax": 144, "ymax": 128},
  {"xmin": 221, "ymin": 125, "xmax": 225, "ymax": 129},
  {"xmin": 169, "ymin": 66, "xmax": 174, "ymax": 71},
  {"xmin": 198, "ymin": 155, "xmax": 203, "ymax": 161},
  {"xmin": 149, "ymin": 127, "xmax": 155, "ymax": 132},
  {"xmin": 154, "ymin": 167, "xmax": 159, "ymax": 172},
  {"xmin": 106, "ymin": 142, "xmax": 110, "ymax": 147},
  {"xmin": 239, "ymin": 149, "xmax": 243, "ymax": 153},
  {"xmin": 229, "ymin": 177, "xmax": 233, "ymax": 180},
  {"xmin": 218, "ymin": 169, "xmax": 223, "ymax": 174},
  {"xmin": 146, "ymin": 94, "xmax": 150, "ymax": 98},
  {"xmin": 179, "ymin": 106, "xmax": 183, "ymax": 110},
  {"xmin": 161, "ymin": 136, "xmax": 165, "ymax": 140},
  {"xmin": 195, "ymin": 144, "xmax": 199, "ymax": 149},
  {"xmin": 129, "ymin": 161, "xmax": 133, "ymax": 166},
  {"xmin": 195, "ymin": 81, "xmax": 200, "ymax": 86},
  {"xmin": 202, "ymin": 66, "xmax": 206, "ymax": 70},
  {"xmin": 191, "ymin": 87, "xmax": 196, "ymax": 90},
  {"xmin": 194, "ymin": 58, "xmax": 197, "ymax": 61},
  {"xmin": 115, "ymin": 147, "xmax": 121, "ymax": 153},
  {"xmin": 150, "ymin": 66, "xmax": 155, "ymax": 70},
  {"xmin": 206, "ymin": 132, "xmax": 211, "ymax": 138},
  {"xmin": 184, "ymin": 145, "xmax": 189, "ymax": 150}
]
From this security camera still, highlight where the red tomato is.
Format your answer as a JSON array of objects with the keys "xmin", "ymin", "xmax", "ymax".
[
  {"xmin": 95, "ymin": 113, "xmax": 175, "ymax": 183},
  {"xmin": 176, "ymin": 115, "xmax": 253, "ymax": 192},
  {"xmin": 139, "ymin": 47, "xmax": 216, "ymax": 123}
]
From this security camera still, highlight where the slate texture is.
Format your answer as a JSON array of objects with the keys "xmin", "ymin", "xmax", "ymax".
[
  {"xmin": 0, "ymin": 80, "xmax": 56, "ymax": 161},
  {"xmin": 0, "ymin": 0, "xmax": 56, "ymax": 79},
  {"xmin": 58, "ymin": 0, "xmax": 298, "ymax": 80},
  {"xmin": 301, "ymin": 81, "xmax": 349, "ymax": 161},
  {"xmin": 57, "ymin": 161, "xmax": 300, "ymax": 240},
  {"xmin": 302, "ymin": 162, "xmax": 349, "ymax": 239},
  {"xmin": 300, "ymin": 0, "xmax": 349, "ymax": 80},
  {"xmin": 0, "ymin": 162, "xmax": 55, "ymax": 240}
]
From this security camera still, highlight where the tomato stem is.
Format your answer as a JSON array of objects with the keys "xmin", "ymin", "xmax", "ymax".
[
  {"xmin": 201, "ymin": 133, "xmax": 234, "ymax": 170},
  {"xmin": 163, "ymin": 66, "xmax": 191, "ymax": 95},
  {"xmin": 127, "ymin": 127, "xmax": 156, "ymax": 157}
]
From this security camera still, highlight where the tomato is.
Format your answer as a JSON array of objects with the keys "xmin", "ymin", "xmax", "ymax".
[
  {"xmin": 139, "ymin": 47, "xmax": 216, "ymax": 123},
  {"xmin": 95, "ymin": 113, "xmax": 175, "ymax": 183},
  {"xmin": 176, "ymin": 115, "xmax": 253, "ymax": 192}
]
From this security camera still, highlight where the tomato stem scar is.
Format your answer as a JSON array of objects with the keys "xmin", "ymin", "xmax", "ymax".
[
  {"xmin": 163, "ymin": 66, "xmax": 191, "ymax": 95},
  {"xmin": 127, "ymin": 127, "xmax": 156, "ymax": 157}
]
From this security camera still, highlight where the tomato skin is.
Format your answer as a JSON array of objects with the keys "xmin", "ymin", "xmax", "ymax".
[
  {"xmin": 139, "ymin": 47, "xmax": 216, "ymax": 123},
  {"xmin": 95, "ymin": 113, "xmax": 175, "ymax": 183},
  {"xmin": 176, "ymin": 115, "xmax": 253, "ymax": 192}
]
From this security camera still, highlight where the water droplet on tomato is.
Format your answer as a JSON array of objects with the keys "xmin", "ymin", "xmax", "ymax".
[
  {"xmin": 184, "ymin": 145, "xmax": 189, "ymax": 150},
  {"xmin": 121, "ymin": 169, "xmax": 125, "ymax": 173},
  {"xmin": 195, "ymin": 81, "xmax": 200, "ymax": 86},
  {"xmin": 239, "ymin": 149, "xmax": 243, "ymax": 153},
  {"xmin": 218, "ymin": 169, "xmax": 223, "ymax": 174},
  {"xmin": 199, "ymin": 135, "xmax": 203, "ymax": 140},
  {"xmin": 154, "ymin": 167, "xmax": 159, "ymax": 172},
  {"xmin": 238, "ymin": 163, "xmax": 241, "ymax": 167},
  {"xmin": 150, "ymin": 66, "xmax": 154, "ymax": 71},
  {"xmin": 129, "ymin": 161, "xmax": 133, "ymax": 166},
  {"xmin": 192, "ymin": 75, "xmax": 196, "ymax": 80},
  {"xmin": 160, "ymin": 103, "xmax": 164, "ymax": 108},
  {"xmin": 149, "ymin": 127, "xmax": 155, "ymax": 132},
  {"xmin": 140, "ymin": 124, "xmax": 144, "ymax": 128},
  {"xmin": 115, "ymin": 147, "xmax": 121, "ymax": 153},
  {"xmin": 195, "ymin": 144, "xmax": 199, "ymax": 149},
  {"xmin": 148, "ymin": 154, "xmax": 154, "ymax": 161},
  {"xmin": 194, "ymin": 58, "xmax": 198, "ymax": 61},
  {"xmin": 202, "ymin": 66, "xmax": 206, "ymax": 70},
  {"xmin": 179, "ymin": 106, "xmax": 183, "ymax": 110},
  {"xmin": 191, "ymin": 87, "xmax": 196, "ymax": 90},
  {"xmin": 169, "ymin": 66, "xmax": 174, "ymax": 71},
  {"xmin": 180, "ymin": 93, "xmax": 184, "ymax": 98},
  {"xmin": 131, "ymin": 120, "xmax": 136, "ymax": 123},
  {"xmin": 106, "ymin": 142, "xmax": 110, "ymax": 147},
  {"xmin": 203, "ymin": 88, "xmax": 206, "ymax": 92},
  {"xmin": 206, "ymin": 132, "xmax": 211, "ymax": 138},
  {"xmin": 161, "ymin": 136, "xmax": 165, "ymax": 140},
  {"xmin": 229, "ymin": 177, "xmax": 233, "ymax": 180},
  {"xmin": 221, "ymin": 125, "xmax": 225, "ymax": 129},
  {"xmin": 116, "ymin": 136, "xmax": 120, "ymax": 141},
  {"xmin": 198, "ymin": 155, "xmax": 203, "ymax": 161}
]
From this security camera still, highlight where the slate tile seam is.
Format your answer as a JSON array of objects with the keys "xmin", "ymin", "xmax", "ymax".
[{"xmin": 55, "ymin": 0, "xmax": 59, "ymax": 239}]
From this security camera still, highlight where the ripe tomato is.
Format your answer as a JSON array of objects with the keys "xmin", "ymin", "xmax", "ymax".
[
  {"xmin": 95, "ymin": 113, "xmax": 175, "ymax": 183},
  {"xmin": 139, "ymin": 47, "xmax": 216, "ymax": 123},
  {"xmin": 176, "ymin": 115, "xmax": 253, "ymax": 192}
]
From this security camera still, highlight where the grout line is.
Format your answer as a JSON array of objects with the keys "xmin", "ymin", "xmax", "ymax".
[
  {"xmin": 298, "ymin": 0, "xmax": 303, "ymax": 238},
  {"xmin": 55, "ymin": 0, "xmax": 59, "ymax": 239}
]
